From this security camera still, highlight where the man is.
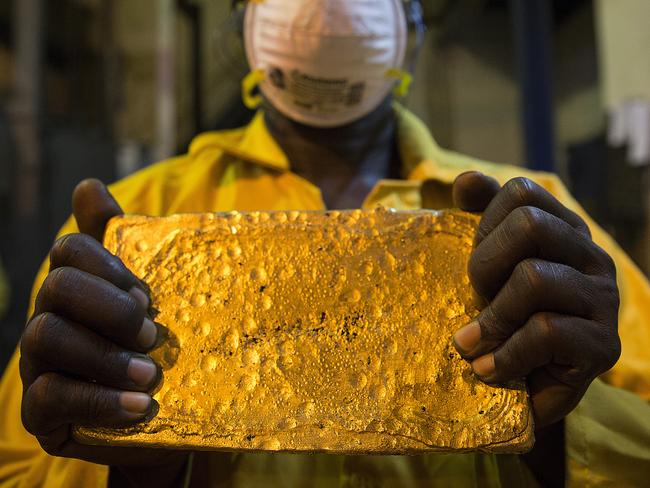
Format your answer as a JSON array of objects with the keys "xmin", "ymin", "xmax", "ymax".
[{"xmin": 1, "ymin": 0, "xmax": 650, "ymax": 486}]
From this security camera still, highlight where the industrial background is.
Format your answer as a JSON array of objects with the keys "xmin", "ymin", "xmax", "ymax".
[{"xmin": 1, "ymin": 0, "xmax": 649, "ymax": 371}]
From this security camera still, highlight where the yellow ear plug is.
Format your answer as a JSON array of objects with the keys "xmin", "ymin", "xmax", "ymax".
[
  {"xmin": 242, "ymin": 69, "xmax": 266, "ymax": 109},
  {"xmin": 386, "ymin": 68, "xmax": 413, "ymax": 98}
]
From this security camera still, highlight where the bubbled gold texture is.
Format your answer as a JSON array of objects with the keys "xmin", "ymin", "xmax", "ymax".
[{"xmin": 74, "ymin": 208, "xmax": 534, "ymax": 453}]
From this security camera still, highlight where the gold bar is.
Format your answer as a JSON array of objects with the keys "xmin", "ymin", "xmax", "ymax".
[{"xmin": 74, "ymin": 208, "xmax": 533, "ymax": 453}]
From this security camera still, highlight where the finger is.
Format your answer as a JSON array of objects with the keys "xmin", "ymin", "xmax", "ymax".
[
  {"xmin": 22, "ymin": 372, "xmax": 154, "ymax": 436},
  {"xmin": 453, "ymin": 259, "xmax": 618, "ymax": 359},
  {"xmin": 452, "ymin": 171, "xmax": 501, "ymax": 212},
  {"xmin": 50, "ymin": 233, "xmax": 147, "ymax": 297},
  {"xmin": 420, "ymin": 179, "xmax": 454, "ymax": 209},
  {"xmin": 21, "ymin": 313, "xmax": 160, "ymax": 392},
  {"xmin": 34, "ymin": 267, "xmax": 158, "ymax": 352},
  {"xmin": 72, "ymin": 179, "xmax": 123, "ymax": 242},
  {"xmin": 469, "ymin": 206, "xmax": 617, "ymax": 300},
  {"xmin": 471, "ymin": 313, "xmax": 619, "ymax": 428},
  {"xmin": 470, "ymin": 313, "xmax": 620, "ymax": 384},
  {"xmin": 476, "ymin": 177, "xmax": 590, "ymax": 246}
]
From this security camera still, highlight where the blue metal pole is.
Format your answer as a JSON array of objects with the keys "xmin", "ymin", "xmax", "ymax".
[{"xmin": 511, "ymin": 0, "xmax": 556, "ymax": 172}]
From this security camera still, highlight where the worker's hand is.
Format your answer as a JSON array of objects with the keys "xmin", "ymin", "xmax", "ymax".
[
  {"xmin": 451, "ymin": 172, "xmax": 621, "ymax": 428},
  {"xmin": 19, "ymin": 180, "xmax": 188, "ymax": 484}
]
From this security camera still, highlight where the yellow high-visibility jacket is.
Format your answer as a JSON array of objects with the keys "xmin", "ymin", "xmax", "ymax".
[{"xmin": 1, "ymin": 106, "xmax": 650, "ymax": 487}]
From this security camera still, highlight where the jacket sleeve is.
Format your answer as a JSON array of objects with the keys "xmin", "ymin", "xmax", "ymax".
[
  {"xmin": 566, "ymin": 378, "xmax": 650, "ymax": 486},
  {"xmin": 0, "ymin": 216, "xmax": 109, "ymax": 488}
]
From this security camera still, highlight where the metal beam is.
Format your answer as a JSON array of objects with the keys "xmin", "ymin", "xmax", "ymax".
[{"xmin": 511, "ymin": 0, "xmax": 556, "ymax": 172}]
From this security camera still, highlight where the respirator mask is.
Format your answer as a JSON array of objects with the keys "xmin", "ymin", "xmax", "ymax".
[{"xmin": 240, "ymin": 0, "xmax": 423, "ymax": 128}]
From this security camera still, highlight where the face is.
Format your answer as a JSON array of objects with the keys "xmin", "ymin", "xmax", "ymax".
[{"xmin": 241, "ymin": 0, "xmax": 424, "ymax": 128}]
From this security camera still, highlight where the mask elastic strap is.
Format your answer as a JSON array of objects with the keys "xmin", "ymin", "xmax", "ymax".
[
  {"xmin": 242, "ymin": 69, "xmax": 266, "ymax": 109},
  {"xmin": 386, "ymin": 68, "xmax": 413, "ymax": 98}
]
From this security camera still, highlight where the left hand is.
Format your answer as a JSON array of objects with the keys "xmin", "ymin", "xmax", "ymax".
[{"xmin": 451, "ymin": 172, "xmax": 621, "ymax": 428}]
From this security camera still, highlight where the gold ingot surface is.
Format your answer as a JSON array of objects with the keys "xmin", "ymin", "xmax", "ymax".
[{"xmin": 74, "ymin": 208, "xmax": 534, "ymax": 453}]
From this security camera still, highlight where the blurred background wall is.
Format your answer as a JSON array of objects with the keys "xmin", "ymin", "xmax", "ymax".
[{"xmin": 1, "ymin": 0, "xmax": 649, "ymax": 371}]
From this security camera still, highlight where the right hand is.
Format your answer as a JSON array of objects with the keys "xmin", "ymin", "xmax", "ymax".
[{"xmin": 19, "ymin": 180, "xmax": 188, "ymax": 481}]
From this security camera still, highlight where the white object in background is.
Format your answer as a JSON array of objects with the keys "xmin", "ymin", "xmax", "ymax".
[
  {"xmin": 116, "ymin": 140, "xmax": 144, "ymax": 178},
  {"xmin": 244, "ymin": 0, "xmax": 408, "ymax": 128},
  {"xmin": 608, "ymin": 100, "xmax": 650, "ymax": 167}
]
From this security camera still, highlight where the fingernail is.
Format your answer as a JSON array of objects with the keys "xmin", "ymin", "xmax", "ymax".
[
  {"xmin": 472, "ymin": 354, "xmax": 495, "ymax": 378},
  {"xmin": 120, "ymin": 392, "xmax": 151, "ymax": 415},
  {"xmin": 129, "ymin": 287, "xmax": 150, "ymax": 310},
  {"xmin": 453, "ymin": 321, "xmax": 481, "ymax": 354},
  {"xmin": 137, "ymin": 318, "xmax": 158, "ymax": 349},
  {"xmin": 127, "ymin": 356, "xmax": 157, "ymax": 387}
]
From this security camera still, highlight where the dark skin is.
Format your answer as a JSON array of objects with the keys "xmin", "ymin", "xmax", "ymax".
[
  {"xmin": 264, "ymin": 97, "xmax": 400, "ymax": 209},
  {"xmin": 19, "ymin": 172, "xmax": 620, "ymax": 486},
  {"xmin": 20, "ymin": 181, "xmax": 190, "ymax": 487},
  {"xmin": 452, "ymin": 173, "xmax": 620, "ymax": 429},
  {"xmin": 453, "ymin": 172, "xmax": 620, "ymax": 486}
]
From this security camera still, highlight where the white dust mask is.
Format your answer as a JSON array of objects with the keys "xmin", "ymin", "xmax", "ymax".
[{"xmin": 243, "ymin": 0, "xmax": 409, "ymax": 128}]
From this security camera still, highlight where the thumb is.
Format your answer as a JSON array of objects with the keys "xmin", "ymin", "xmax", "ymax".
[
  {"xmin": 72, "ymin": 179, "xmax": 123, "ymax": 242},
  {"xmin": 452, "ymin": 171, "xmax": 501, "ymax": 213}
]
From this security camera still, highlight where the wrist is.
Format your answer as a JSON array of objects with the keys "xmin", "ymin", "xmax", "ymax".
[
  {"xmin": 109, "ymin": 452, "xmax": 190, "ymax": 488},
  {"xmin": 522, "ymin": 420, "xmax": 565, "ymax": 487}
]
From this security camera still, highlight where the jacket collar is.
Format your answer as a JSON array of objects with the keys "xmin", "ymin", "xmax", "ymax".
[{"xmin": 190, "ymin": 103, "xmax": 446, "ymax": 181}]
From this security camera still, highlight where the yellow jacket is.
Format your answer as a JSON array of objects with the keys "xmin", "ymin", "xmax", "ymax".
[{"xmin": 1, "ymin": 106, "xmax": 650, "ymax": 487}]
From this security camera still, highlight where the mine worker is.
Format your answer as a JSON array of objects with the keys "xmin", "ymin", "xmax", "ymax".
[{"xmin": 1, "ymin": 0, "xmax": 650, "ymax": 486}]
